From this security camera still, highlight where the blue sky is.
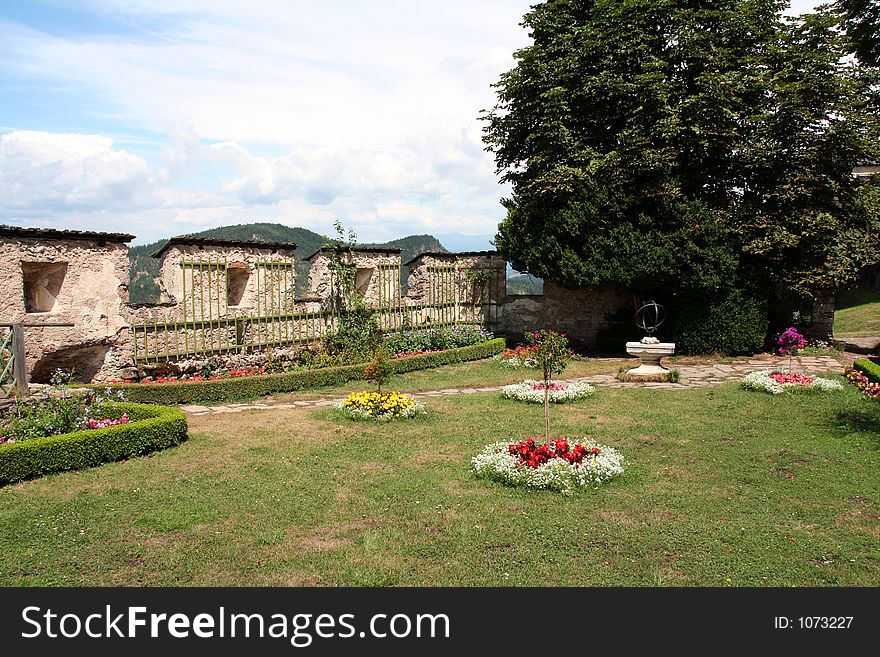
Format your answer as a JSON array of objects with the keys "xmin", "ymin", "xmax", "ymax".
[{"xmin": 0, "ymin": 0, "xmax": 821, "ymax": 246}]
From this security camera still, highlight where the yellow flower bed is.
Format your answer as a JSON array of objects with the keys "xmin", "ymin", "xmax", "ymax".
[{"xmin": 335, "ymin": 391, "xmax": 426, "ymax": 420}]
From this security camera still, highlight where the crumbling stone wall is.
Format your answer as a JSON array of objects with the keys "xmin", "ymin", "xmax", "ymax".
[
  {"xmin": 306, "ymin": 248, "xmax": 403, "ymax": 310},
  {"xmin": 498, "ymin": 280, "xmax": 631, "ymax": 349},
  {"xmin": 0, "ymin": 231, "xmax": 132, "ymax": 383},
  {"xmin": 156, "ymin": 243, "xmax": 296, "ymax": 320}
]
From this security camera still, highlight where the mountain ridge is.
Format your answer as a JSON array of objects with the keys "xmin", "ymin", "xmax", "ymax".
[{"xmin": 128, "ymin": 222, "xmax": 449, "ymax": 303}]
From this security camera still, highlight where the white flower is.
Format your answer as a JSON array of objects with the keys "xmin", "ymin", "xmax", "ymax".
[
  {"xmin": 740, "ymin": 370, "xmax": 843, "ymax": 394},
  {"xmin": 472, "ymin": 438, "xmax": 624, "ymax": 495},
  {"xmin": 501, "ymin": 380, "xmax": 596, "ymax": 404}
]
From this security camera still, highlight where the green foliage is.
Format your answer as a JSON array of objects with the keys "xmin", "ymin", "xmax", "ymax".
[
  {"xmin": 483, "ymin": 1, "xmax": 880, "ymax": 302},
  {"xmin": 363, "ymin": 349, "xmax": 392, "ymax": 393},
  {"xmin": 81, "ymin": 339, "xmax": 507, "ymax": 405},
  {"xmin": 384, "ymin": 326, "xmax": 494, "ymax": 354},
  {"xmin": 836, "ymin": 0, "xmax": 880, "ymax": 65},
  {"xmin": 0, "ymin": 403, "xmax": 187, "ymax": 485},
  {"xmin": 853, "ymin": 357, "xmax": 880, "ymax": 383},
  {"xmin": 672, "ymin": 288, "xmax": 768, "ymax": 355},
  {"xmin": 524, "ymin": 329, "xmax": 571, "ymax": 440},
  {"xmin": 736, "ymin": 9, "xmax": 880, "ymax": 295},
  {"xmin": 525, "ymin": 330, "xmax": 570, "ymax": 382},
  {"xmin": 324, "ymin": 307, "xmax": 383, "ymax": 363}
]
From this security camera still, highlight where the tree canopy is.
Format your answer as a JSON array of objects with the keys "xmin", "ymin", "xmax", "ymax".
[
  {"xmin": 837, "ymin": 0, "xmax": 880, "ymax": 65},
  {"xmin": 483, "ymin": 0, "xmax": 880, "ymax": 299}
]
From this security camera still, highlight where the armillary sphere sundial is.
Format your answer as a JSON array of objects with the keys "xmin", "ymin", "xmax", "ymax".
[{"xmin": 625, "ymin": 300, "xmax": 676, "ymax": 379}]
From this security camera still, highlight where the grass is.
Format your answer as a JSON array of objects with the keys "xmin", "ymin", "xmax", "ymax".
[
  {"xmin": 0, "ymin": 363, "xmax": 877, "ymax": 587},
  {"xmin": 835, "ymin": 287, "xmax": 880, "ymax": 338},
  {"xmin": 262, "ymin": 357, "xmax": 623, "ymax": 402}
]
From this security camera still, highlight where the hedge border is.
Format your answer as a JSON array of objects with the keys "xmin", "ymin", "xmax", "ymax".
[
  {"xmin": 853, "ymin": 358, "xmax": 880, "ymax": 384},
  {"xmin": 0, "ymin": 403, "xmax": 188, "ymax": 485},
  {"xmin": 83, "ymin": 338, "xmax": 507, "ymax": 405}
]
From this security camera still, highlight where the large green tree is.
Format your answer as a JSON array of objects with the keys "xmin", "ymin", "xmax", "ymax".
[
  {"xmin": 737, "ymin": 8, "xmax": 880, "ymax": 298},
  {"xmin": 837, "ymin": 0, "xmax": 880, "ymax": 65},
  {"xmin": 483, "ymin": 0, "xmax": 880, "ymax": 306}
]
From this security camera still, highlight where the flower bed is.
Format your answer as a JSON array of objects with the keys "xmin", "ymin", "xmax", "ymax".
[
  {"xmin": 472, "ymin": 437, "xmax": 624, "ymax": 495},
  {"xmin": 81, "ymin": 338, "xmax": 506, "ymax": 405},
  {"xmin": 0, "ymin": 402, "xmax": 187, "ymax": 485},
  {"xmin": 741, "ymin": 370, "xmax": 843, "ymax": 395},
  {"xmin": 845, "ymin": 366, "xmax": 880, "ymax": 401},
  {"xmin": 501, "ymin": 380, "xmax": 596, "ymax": 403},
  {"xmin": 496, "ymin": 345, "xmax": 539, "ymax": 368},
  {"xmin": 132, "ymin": 367, "xmax": 265, "ymax": 384},
  {"xmin": 335, "ymin": 391, "xmax": 426, "ymax": 421},
  {"xmin": 384, "ymin": 325, "xmax": 494, "ymax": 355}
]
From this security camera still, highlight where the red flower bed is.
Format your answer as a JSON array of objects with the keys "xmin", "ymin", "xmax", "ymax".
[
  {"xmin": 768, "ymin": 372, "xmax": 814, "ymax": 386},
  {"xmin": 507, "ymin": 437, "xmax": 600, "ymax": 469}
]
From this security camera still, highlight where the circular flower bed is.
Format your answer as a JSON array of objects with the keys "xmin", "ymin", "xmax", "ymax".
[
  {"xmin": 472, "ymin": 437, "xmax": 624, "ymax": 495},
  {"xmin": 741, "ymin": 370, "xmax": 843, "ymax": 395},
  {"xmin": 501, "ymin": 380, "xmax": 596, "ymax": 403},
  {"xmin": 335, "ymin": 391, "xmax": 426, "ymax": 420}
]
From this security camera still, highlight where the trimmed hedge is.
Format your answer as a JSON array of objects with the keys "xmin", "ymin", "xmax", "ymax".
[
  {"xmin": 853, "ymin": 358, "xmax": 880, "ymax": 384},
  {"xmin": 672, "ymin": 288, "xmax": 768, "ymax": 356},
  {"xmin": 0, "ymin": 403, "xmax": 188, "ymax": 485},
  {"xmin": 85, "ymin": 338, "xmax": 507, "ymax": 405}
]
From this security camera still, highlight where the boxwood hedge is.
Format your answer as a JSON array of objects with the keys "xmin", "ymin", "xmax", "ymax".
[
  {"xmin": 0, "ymin": 403, "xmax": 187, "ymax": 485},
  {"xmin": 853, "ymin": 358, "xmax": 880, "ymax": 384},
  {"xmin": 86, "ymin": 338, "xmax": 507, "ymax": 405}
]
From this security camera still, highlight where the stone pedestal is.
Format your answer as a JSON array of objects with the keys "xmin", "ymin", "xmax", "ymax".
[{"xmin": 625, "ymin": 341, "xmax": 676, "ymax": 377}]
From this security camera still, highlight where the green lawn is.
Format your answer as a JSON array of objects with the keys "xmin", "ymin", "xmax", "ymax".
[
  {"xmin": 835, "ymin": 287, "xmax": 880, "ymax": 338},
  {"xmin": 1, "ymin": 365, "xmax": 877, "ymax": 586},
  {"xmin": 263, "ymin": 356, "xmax": 624, "ymax": 402}
]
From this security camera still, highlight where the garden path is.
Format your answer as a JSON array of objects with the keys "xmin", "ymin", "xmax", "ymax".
[{"xmin": 180, "ymin": 354, "xmax": 843, "ymax": 416}]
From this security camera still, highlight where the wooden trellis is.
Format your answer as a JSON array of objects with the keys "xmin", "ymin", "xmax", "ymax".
[{"xmin": 132, "ymin": 256, "xmax": 501, "ymax": 364}]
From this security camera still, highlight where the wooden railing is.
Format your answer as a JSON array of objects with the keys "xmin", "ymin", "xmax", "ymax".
[{"xmin": 0, "ymin": 322, "xmax": 74, "ymax": 397}]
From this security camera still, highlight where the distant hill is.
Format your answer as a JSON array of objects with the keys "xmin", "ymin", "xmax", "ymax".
[
  {"xmin": 507, "ymin": 273, "xmax": 543, "ymax": 296},
  {"xmin": 128, "ymin": 223, "xmax": 448, "ymax": 303}
]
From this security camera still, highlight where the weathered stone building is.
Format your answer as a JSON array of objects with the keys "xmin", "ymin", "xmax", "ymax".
[
  {"xmin": 150, "ymin": 236, "xmax": 298, "ymax": 319},
  {"xmin": 0, "ymin": 225, "xmax": 134, "ymax": 383},
  {"xmin": 0, "ymin": 224, "xmax": 645, "ymax": 384},
  {"xmin": 305, "ymin": 246, "xmax": 403, "ymax": 309}
]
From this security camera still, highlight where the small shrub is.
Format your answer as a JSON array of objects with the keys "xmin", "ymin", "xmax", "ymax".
[
  {"xmin": 672, "ymin": 288, "xmax": 767, "ymax": 355},
  {"xmin": 0, "ymin": 403, "xmax": 187, "ymax": 484},
  {"xmin": 853, "ymin": 358, "xmax": 880, "ymax": 384}
]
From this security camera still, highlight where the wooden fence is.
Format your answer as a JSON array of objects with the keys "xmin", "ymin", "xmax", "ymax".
[{"xmin": 131, "ymin": 256, "xmax": 503, "ymax": 365}]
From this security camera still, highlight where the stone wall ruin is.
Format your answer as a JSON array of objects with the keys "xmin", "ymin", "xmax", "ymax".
[{"xmin": 1, "ymin": 225, "xmax": 638, "ymax": 385}]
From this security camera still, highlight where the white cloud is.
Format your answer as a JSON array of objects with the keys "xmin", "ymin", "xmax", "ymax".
[
  {"xmin": 0, "ymin": 130, "xmax": 152, "ymax": 210},
  {"xmin": 0, "ymin": 1, "xmax": 532, "ymax": 243}
]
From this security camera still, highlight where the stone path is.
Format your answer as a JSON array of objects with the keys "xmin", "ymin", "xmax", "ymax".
[{"xmin": 181, "ymin": 354, "xmax": 843, "ymax": 416}]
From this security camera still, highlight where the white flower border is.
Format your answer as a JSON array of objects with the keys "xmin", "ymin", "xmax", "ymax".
[
  {"xmin": 740, "ymin": 370, "xmax": 843, "ymax": 395},
  {"xmin": 501, "ymin": 380, "xmax": 596, "ymax": 403},
  {"xmin": 472, "ymin": 438, "xmax": 624, "ymax": 495}
]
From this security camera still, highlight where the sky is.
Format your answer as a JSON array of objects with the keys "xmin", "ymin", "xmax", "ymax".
[{"xmin": 0, "ymin": 0, "xmax": 822, "ymax": 246}]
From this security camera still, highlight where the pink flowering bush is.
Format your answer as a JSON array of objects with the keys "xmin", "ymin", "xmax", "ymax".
[{"xmin": 777, "ymin": 327, "xmax": 807, "ymax": 372}]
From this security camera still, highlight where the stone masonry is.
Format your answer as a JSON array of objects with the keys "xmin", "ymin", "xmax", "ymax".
[{"xmin": 0, "ymin": 226, "xmax": 134, "ymax": 383}]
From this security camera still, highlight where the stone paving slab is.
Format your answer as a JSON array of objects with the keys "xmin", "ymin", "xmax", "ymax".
[{"xmin": 180, "ymin": 355, "xmax": 845, "ymax": 416}]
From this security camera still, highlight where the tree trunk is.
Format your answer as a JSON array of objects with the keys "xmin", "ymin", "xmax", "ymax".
[
  {"xmin": 809, "ymin": 289, "xmax": 836, "ymax": 341},
  {"xmin": 543, "ymin": 367, "xmax": 551, "ymax": 442}
]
